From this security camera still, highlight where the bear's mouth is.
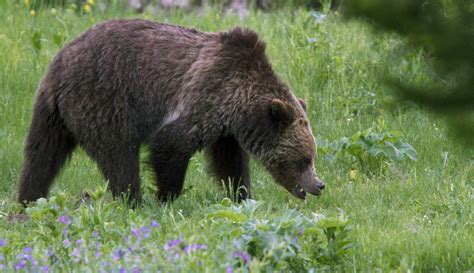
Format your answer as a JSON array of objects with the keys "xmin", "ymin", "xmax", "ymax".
[
  {"xmin": 290, "ymin": 183, "xmax": 321, "ymax": 200},
  {"xmin": 291, "ymin": 184, "xmax": 307, "ymax": 199}
]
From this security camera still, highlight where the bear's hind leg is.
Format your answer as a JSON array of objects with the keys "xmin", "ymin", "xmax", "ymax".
[
  {"xmin": 206, "ymin": 136, "xmax": 251, "ymax": 202},
  {"xmin": 18, "ymin": 94, "xmax": 76, "ymax": 204}
]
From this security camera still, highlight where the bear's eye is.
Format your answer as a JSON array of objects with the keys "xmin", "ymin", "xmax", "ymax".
[{"xmin": 302, "ymin": 157, "xmax": 312, "ymax": 166}]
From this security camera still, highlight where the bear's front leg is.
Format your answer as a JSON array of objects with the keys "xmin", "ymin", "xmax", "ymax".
[
  {"xmin": 150, "ymin": 135, "xmax": 192, "ymax": 202},
  {"xmin": 206, "ymin": 136, "xmax": 251, "ymax": 202}
]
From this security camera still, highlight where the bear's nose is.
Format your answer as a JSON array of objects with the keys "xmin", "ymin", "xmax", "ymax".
[{"xmin": 317, "ymin": 182, "xmax": 325, "ymax": 190}]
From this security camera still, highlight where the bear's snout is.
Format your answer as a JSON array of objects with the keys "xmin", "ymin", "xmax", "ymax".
[
  {"xmin": 286, "ymin": 168, "xmax": 325, "ymax": 199},
  {"xmin": 315, "ymin": 178, "xmax": 325, "ymax": 190}
]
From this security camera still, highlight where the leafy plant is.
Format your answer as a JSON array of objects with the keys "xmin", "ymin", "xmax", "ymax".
[
  {"xmin": 318, "ymin": 127, "xmax": 417, "ymax": 175},
  {"xmin": 207, "ymin": 199, "xmax": 353, "ymax": 271}
]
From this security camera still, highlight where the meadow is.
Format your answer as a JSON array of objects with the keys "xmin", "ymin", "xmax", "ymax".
[{"xmin": 0, "ymin": 1, "xmax": 472, "ymax": 272}]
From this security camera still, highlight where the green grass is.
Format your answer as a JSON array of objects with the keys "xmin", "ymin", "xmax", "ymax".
[{"xmin": 0, "ymin": 2, "xmax": 473, "ymax": 272}]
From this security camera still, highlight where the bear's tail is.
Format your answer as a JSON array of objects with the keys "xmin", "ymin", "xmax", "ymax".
[{"xmin": 17, "ymin": 88, "xmax": 76, "ymax": 204}]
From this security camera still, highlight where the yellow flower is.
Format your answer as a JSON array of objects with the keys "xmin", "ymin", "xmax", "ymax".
[
  {"xmin": 83, "ymin": 3, "xmax": 92, "ymax": 13},
  {"xmin": 349, "ymin": 169, "xmax": 358, "ymax": 180},
  {"xmin": 50, "ymin": 8, "xmax": 57, "ymax": 16},
  {"xmin": 86, "ymin": 0, "xmax": 95, "ymax": 5},
  {"xmin": 29, "ymin": 9, "xmax": 36, "ymax": 17},
  {"xmin": 23, "ymin": 0, "xmax": 29, "ymax": 5}
]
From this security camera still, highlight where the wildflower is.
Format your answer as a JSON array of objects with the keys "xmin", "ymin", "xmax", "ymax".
[
  {"xmin": 57, "ymin": 215, "xmax": 71, "ymax": 225},
  {"xmin": 50, "ymin": 8, "xmax": 57, "ymax": 16},
  {"xmin": 23, "ymin": 0, "xmax": 29, "ymax": 5},
  {"xmin": 76, "ymin": 239, "xmax": 83, "ymax": 245},
  {"xmin": 112, "ymin": 248, "xmax": 125, "ymax": 261},
  {"xmin": 0, "ymin": 239, "xmax": 5, "ymax": 247},
  {"xmin": 226, "ymin": 266, "xmax": 233, "ymax": 273},
  {"xmin": 14, "ymin": 259, "xmax": 27, "ymax": 270},
  {"xmin": 164, "ymin": 239, "xmax": 182, "ymax": 252},
  {"xmin": 183, "ymin": 244, "xmax": 207, "ymax": 255},
  {"xmin": 41, "ymin": 265, "xmax": 50, "ymax": 273},
  {"xmin": 151, "ymin": 220, "xmax": 159, "ymax": 228},
  {"xmin": 71, "ymin": 248, "xmax": 81, "ymax": 263},
  {"xmin": 19, "ymin": 249, "xmax": 37, "ymax": 267},
  {"xmin": 29, "ymin": 10, "xmax": 36, "ymax": 17},
  {"xmin": 133, "ymin": 268, "xmax": 141, "ymax": 273},
  {"xmin": 141, "ymin": 227, "xmax": 151, "ymax": 239},
  {"xmin": 233, "ymin": 251, "xmax": 251, "ymax": 265},
  {"xmin": 92, "ymin": 230, "xmax": 99, "ymax": 237},
  {"xmin": 83, "ymin": 3, "xmax": 92, "ymax": 13},
  {"xmin": 311, "ymin": 11, "xmax": 326, "ymax": 23},
  {"xmin": 63, "ymin": 239, "xmax": 70, "ymax": 247},
  {"xmin": 131, "ymin": 228, "xmax": 141, "ymax": 237},
  {"xmin": 349, "ymin": 169, "xmax": 358, "ymax": 180},
  {"xmin": 46, "ymin": 248, "xmax": 54, "ymax": 257}
]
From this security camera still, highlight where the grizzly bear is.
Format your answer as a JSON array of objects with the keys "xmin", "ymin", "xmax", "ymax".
[{"xmin": 17, "ymin": 19, "xmax": 325, "ymax": 204}]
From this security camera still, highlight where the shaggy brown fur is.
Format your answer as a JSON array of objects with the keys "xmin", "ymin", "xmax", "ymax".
[{"xmin": 17, "ymin": 19, "xmax": 325, "ymax": 204}]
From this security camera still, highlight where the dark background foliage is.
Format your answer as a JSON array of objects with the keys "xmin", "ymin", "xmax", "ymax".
[{"xmin": 344, "ymin": 0, "xmax": 474, "ymax": 146}]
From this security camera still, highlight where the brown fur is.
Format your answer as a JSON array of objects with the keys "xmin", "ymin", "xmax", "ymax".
[{"xmin": 17, "ymin": 19, "xmax": 324, "ymax": 204}]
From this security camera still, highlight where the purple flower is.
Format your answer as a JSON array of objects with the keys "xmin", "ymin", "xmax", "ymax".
[
  {"xmin": 112, "ymin": 248, "xmax": 126, "ymax": 261},
  {"xmin": 46, "ymin": 248, "xmax": 54, "ymax": 257},
  {"xmin": 71, "ymin": 248, "xmax": 81, "ymax": 262},
  {"xmin": 233, "ymin": 251, "xmax": 251, "ymax": 265},
  {"xmin": 131, "ymin": 228, "xmax": 140, "ymax": 237},
  {"xmin": 164, "ymin": 239, "xmax": 182, "ymax": 251},
  {"xmin": 0, "ymin": 264, "xmax": 4, "ymax": 270},
  {"xmin": 183, "ymin": 244, "xmax": 207, "ymax": 254},
  {"xmin": 298, "ymin": 227, "xmax": 305, "ymax": 235},
  {"xmin": 95, "ymin": 251, "xmax": 102, "ymax": 257},
  {"xmin": 41, "ymin": 265, "xmax": 50, "ymax": 273},
  {"xmin": 133, "ymin": 268, "xmax": 141, "ymax": 273},
  {"xmin": 151, "ymin": 220, "xmax": 159, "ymax": 228},
  {"xmin": 141, "ymin": 227, "xmax": 151, "ymax": 239},
  {"xmin": 226, "ymin": 266, "xmax": 233, "ymax": 273},
  {"xmin": 14, "ymin": 259, "xmax": 27, "ymax": 270},
  {"xmin": 18, "ymin": 247, "xmax": 37, "ymax": 266},
  {"xmin": 57, "ymin": 215, "xmax": 71, "ymax": 225},
  {"xmin": 0, "ymin": 254, "xmax": 3, "ymax": 261},
  {"xmin": 63, "ymin": 239, "xmax": 70, "ymax": 247},
  {"xmin": 92, "ymin": 231, "xmax": 99, "ymax": 238},
  {"xmin": 0, "ymin": 239, "xmax": 6, "ymax": 247},
  {"xmin": 119, "ymin": 267, "xmax": 126, "ymax": 273},
  {"xmin": 76, "ymin": 239, "xmax": 83, "ymax": 245}
]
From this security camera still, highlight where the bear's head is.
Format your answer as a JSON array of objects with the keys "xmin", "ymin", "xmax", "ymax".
[
  {"xmin": 219, "ymin": 27, "xmax": 325, "ymax": 199},
  {"xmin": 262, "ymin": 97, "xmax": 325, "ymax": 199}
]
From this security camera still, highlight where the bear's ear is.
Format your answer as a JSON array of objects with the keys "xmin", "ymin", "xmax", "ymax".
[
  {"xmin": 270, "ymin": 99, "xmax": 295, "ymax": 128},
  {"xmin": 297, "ymin": 98, "xmax": 307, "ymax": 112}
]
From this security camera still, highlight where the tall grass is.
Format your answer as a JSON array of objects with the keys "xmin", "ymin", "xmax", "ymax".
[{"xmin": 0, "ymin": 2, "xmax": 472, "ymax": 272}]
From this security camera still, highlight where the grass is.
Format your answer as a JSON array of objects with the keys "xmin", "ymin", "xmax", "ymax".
[{"xmin": 0, "ymin": 1, "xmax": 473, "ymax": 272}]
